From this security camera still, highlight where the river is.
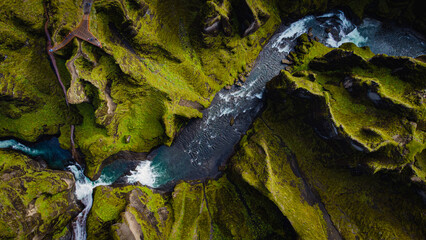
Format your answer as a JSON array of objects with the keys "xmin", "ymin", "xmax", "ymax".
[{"xmin": 0, "ymin": 10, "xmax": 425, "ymax": 239}]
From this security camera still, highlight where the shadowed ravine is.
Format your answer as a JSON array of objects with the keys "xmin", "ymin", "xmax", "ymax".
[{"xmin": 1, "ymin": 10, "xmax": 425, "ymax": 239}]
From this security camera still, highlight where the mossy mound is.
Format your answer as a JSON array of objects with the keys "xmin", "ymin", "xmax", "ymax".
[
  {"xmin": 86, "ymin": 174, "xmax": 296, "ymax": 239},
  {"xmin": 229, "ymin": 37, "xmax": 426, "ymax": 239},
  {"xmin": 280, "ymin": 34, "xmax": 425, "ymax": 177},
  {"xmin": 0, "ymin": 0, "xmax": 282, "ymax": 179},
  {"xmin": 0, "ymin": 150, "xmax": 81, "ymax": 239}
]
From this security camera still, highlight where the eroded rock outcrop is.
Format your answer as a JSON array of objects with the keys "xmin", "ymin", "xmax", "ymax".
[
  {"xmin": 0, "ymin": 150, "xmax": 81, "ymax": 239},
  {"xmin": 86, "ymin": 175, "xmax": 296, "ymax": 240},
  {"xmin": 1, "ymin": 0, "xmax": 425, "ymax": 181},
  {"xmin": 1, "ymin": 0, "xmax": 426, "ymax": 238},
  {"xmin": 281, "ymin": 34, "xmax": 425, "ymax": 177}
]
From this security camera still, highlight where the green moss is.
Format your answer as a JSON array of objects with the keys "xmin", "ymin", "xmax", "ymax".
[
  {"xmin": 0, "ymin": 0, "xmax": 277, "ymax": 178},
  {"xmin": 231, "ymin": 119, "xmax": 330, "ymax": 239},
  {"xmin": 230, "ymin": 38, "xmax": 426, "ymax": 238},
  {"xmin": 339, "ymin": 42, "xmax": 375, "ymax": 59},
  {"xmin": 0, "ymin": 150, "xmax": 80, "ymax": 239},
  {"xmin": 2, "ymin": 0, "xmax": 424, "ymax": 181},
  {"xmin": 0, "ymin": 0, "xmax": 81, "ymax": 142},
  {"xmin": 87, "ymin": 185, "xmax": 134, "ymax": 240},
  {"xmin": 51, "ymin": 226, "xmax": 70, "ymax": 240},
  {"xmin": 279, "ymin": 36, "xmax": 425, "ymax": 174},
  {"xmin": 88, "ymin": 175, "xmax": 295, "ymax": 240}
]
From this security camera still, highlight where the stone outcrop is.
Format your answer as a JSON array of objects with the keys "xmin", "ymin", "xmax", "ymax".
[
  {"xmin": 202, "ymin": 0, "xmax": 270, "ymax": 38},
  {"xmin": 1, "ymin": 0, "xmax": 425, "ymax": 180},
  {"xmin": 0, "ymin": 0, "xmax": 282, "ymax": 179},
  {"xmin": 0, "ymin": 0, "xmax": 425, "ymax": 238}
]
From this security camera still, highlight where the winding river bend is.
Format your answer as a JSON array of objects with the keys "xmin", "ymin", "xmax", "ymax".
[{"xmin": 1, "ymin": 10, "xmax": 425, "ymax": 239}]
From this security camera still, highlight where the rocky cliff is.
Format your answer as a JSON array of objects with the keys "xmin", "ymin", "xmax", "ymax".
[
  {"xmin": 0, "ymin": 0, "xmax": 425, "ymax": 239},
  {"xmin": 1, "ymin": 0, "xmax": 424, "ymax": 179}
]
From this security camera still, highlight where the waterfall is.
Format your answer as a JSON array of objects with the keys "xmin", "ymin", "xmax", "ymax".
[
  {"xmin": 67, "ymin": 164, "xmax": 114, "ymax": 240},
  {"xmin": 0, "ymin": 139, "xmax": 117, "ymax": 239}
]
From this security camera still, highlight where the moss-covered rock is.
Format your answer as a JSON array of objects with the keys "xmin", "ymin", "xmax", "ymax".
[
  {"xmin": 229, "ymin": 37, "xmax": 426, "ymax": 239},
  {"xmin": 281, "ymin": 35, "xmax": 425, "ymax": 177},
  {"xmin": 0, "ymin": 150, "xmax": 81, "ymax": 239},
  {"xmin": 87, "ymin": 175, "xmax": 296, "ymax": 239}
]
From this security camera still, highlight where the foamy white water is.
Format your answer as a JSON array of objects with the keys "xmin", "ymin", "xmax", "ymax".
[
  {"xmin": 273, "ymin": 16, "xmax": 315, "ymax": 53},
  {"xmin": 67, "ymin": 164, "xmax": 116, "ymax": 239},
  {"xmin": 127, "ymin": 160, "xmax": 157, "ymax": 188},
  {"xmin": 1, "ymin": 10, "xmax": 425, "ymax": 240}
]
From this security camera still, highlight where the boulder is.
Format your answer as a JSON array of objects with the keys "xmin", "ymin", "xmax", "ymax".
[{"xmin": 281, "ymin": 59, "xmax": 293, "ymax": 64}]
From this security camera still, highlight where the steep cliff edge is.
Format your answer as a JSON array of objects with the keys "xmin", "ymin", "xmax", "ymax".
[{"xmin": 0, "ymin": 1, "xmax": 425, "ymax": 238}]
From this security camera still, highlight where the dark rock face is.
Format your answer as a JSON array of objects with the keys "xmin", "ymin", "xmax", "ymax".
[
  {"xmin": 0, "ymin": 150, "xmax": 81, "ymax": 239},
  {"xmin": 202, "ymin": 0, "xmax": 270, "ymax": 38},
  {"xmin": 0, "ymin": 0, "xmax": 425, "ymax": 238},
  {"xmin": 309, "ymin": 49, "xmax": 368, "ymax": 71}
]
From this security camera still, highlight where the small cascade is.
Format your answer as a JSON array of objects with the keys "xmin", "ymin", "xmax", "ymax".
[
  {"xmin": 127, "ymin": 160, "xmax": 158, "ymax": 187},
  {"xmin": 0, "ymin": 138, "xmax": 128, "ymax": 239},
  {"xmin": 67, "ymin": 164, "xmax": 115, "ymax": 240}
]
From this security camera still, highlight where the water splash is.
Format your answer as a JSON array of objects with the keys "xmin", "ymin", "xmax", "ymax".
[
  {"xmin": 0, "ymin": 138, "xmax": 126, "ymax": 239},
  {"xmin": 67, "ymin": 164, "xmax": 116, "ymax": 239},
  {"xmin": 272, "ymin": 16, "xmax": 315, "ymax": 53},
  {"xmin": 127, "ymin": 161, "xmax": 158, "ymax": 188},
  {"xmin": 0, "ymin": 10, "xmax": 425, "ymax": 239}
]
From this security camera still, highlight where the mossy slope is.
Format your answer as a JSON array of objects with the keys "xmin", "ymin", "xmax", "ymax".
[
  {"xmin": 0, "ymin": 0, "xmax": 78, "ymax": 141},
  {"xmin": 46, "ymin": 0, "xmax": 282, "ymax": 179},
  {"xmin": 282, "ymin": 34, "xmax": 425, "ymax": 177}
]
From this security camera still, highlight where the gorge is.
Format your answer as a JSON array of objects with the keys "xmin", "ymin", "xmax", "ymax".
[{"xmin": 1, "ymin": 0, "xmax": 426, "ymax": 239}]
